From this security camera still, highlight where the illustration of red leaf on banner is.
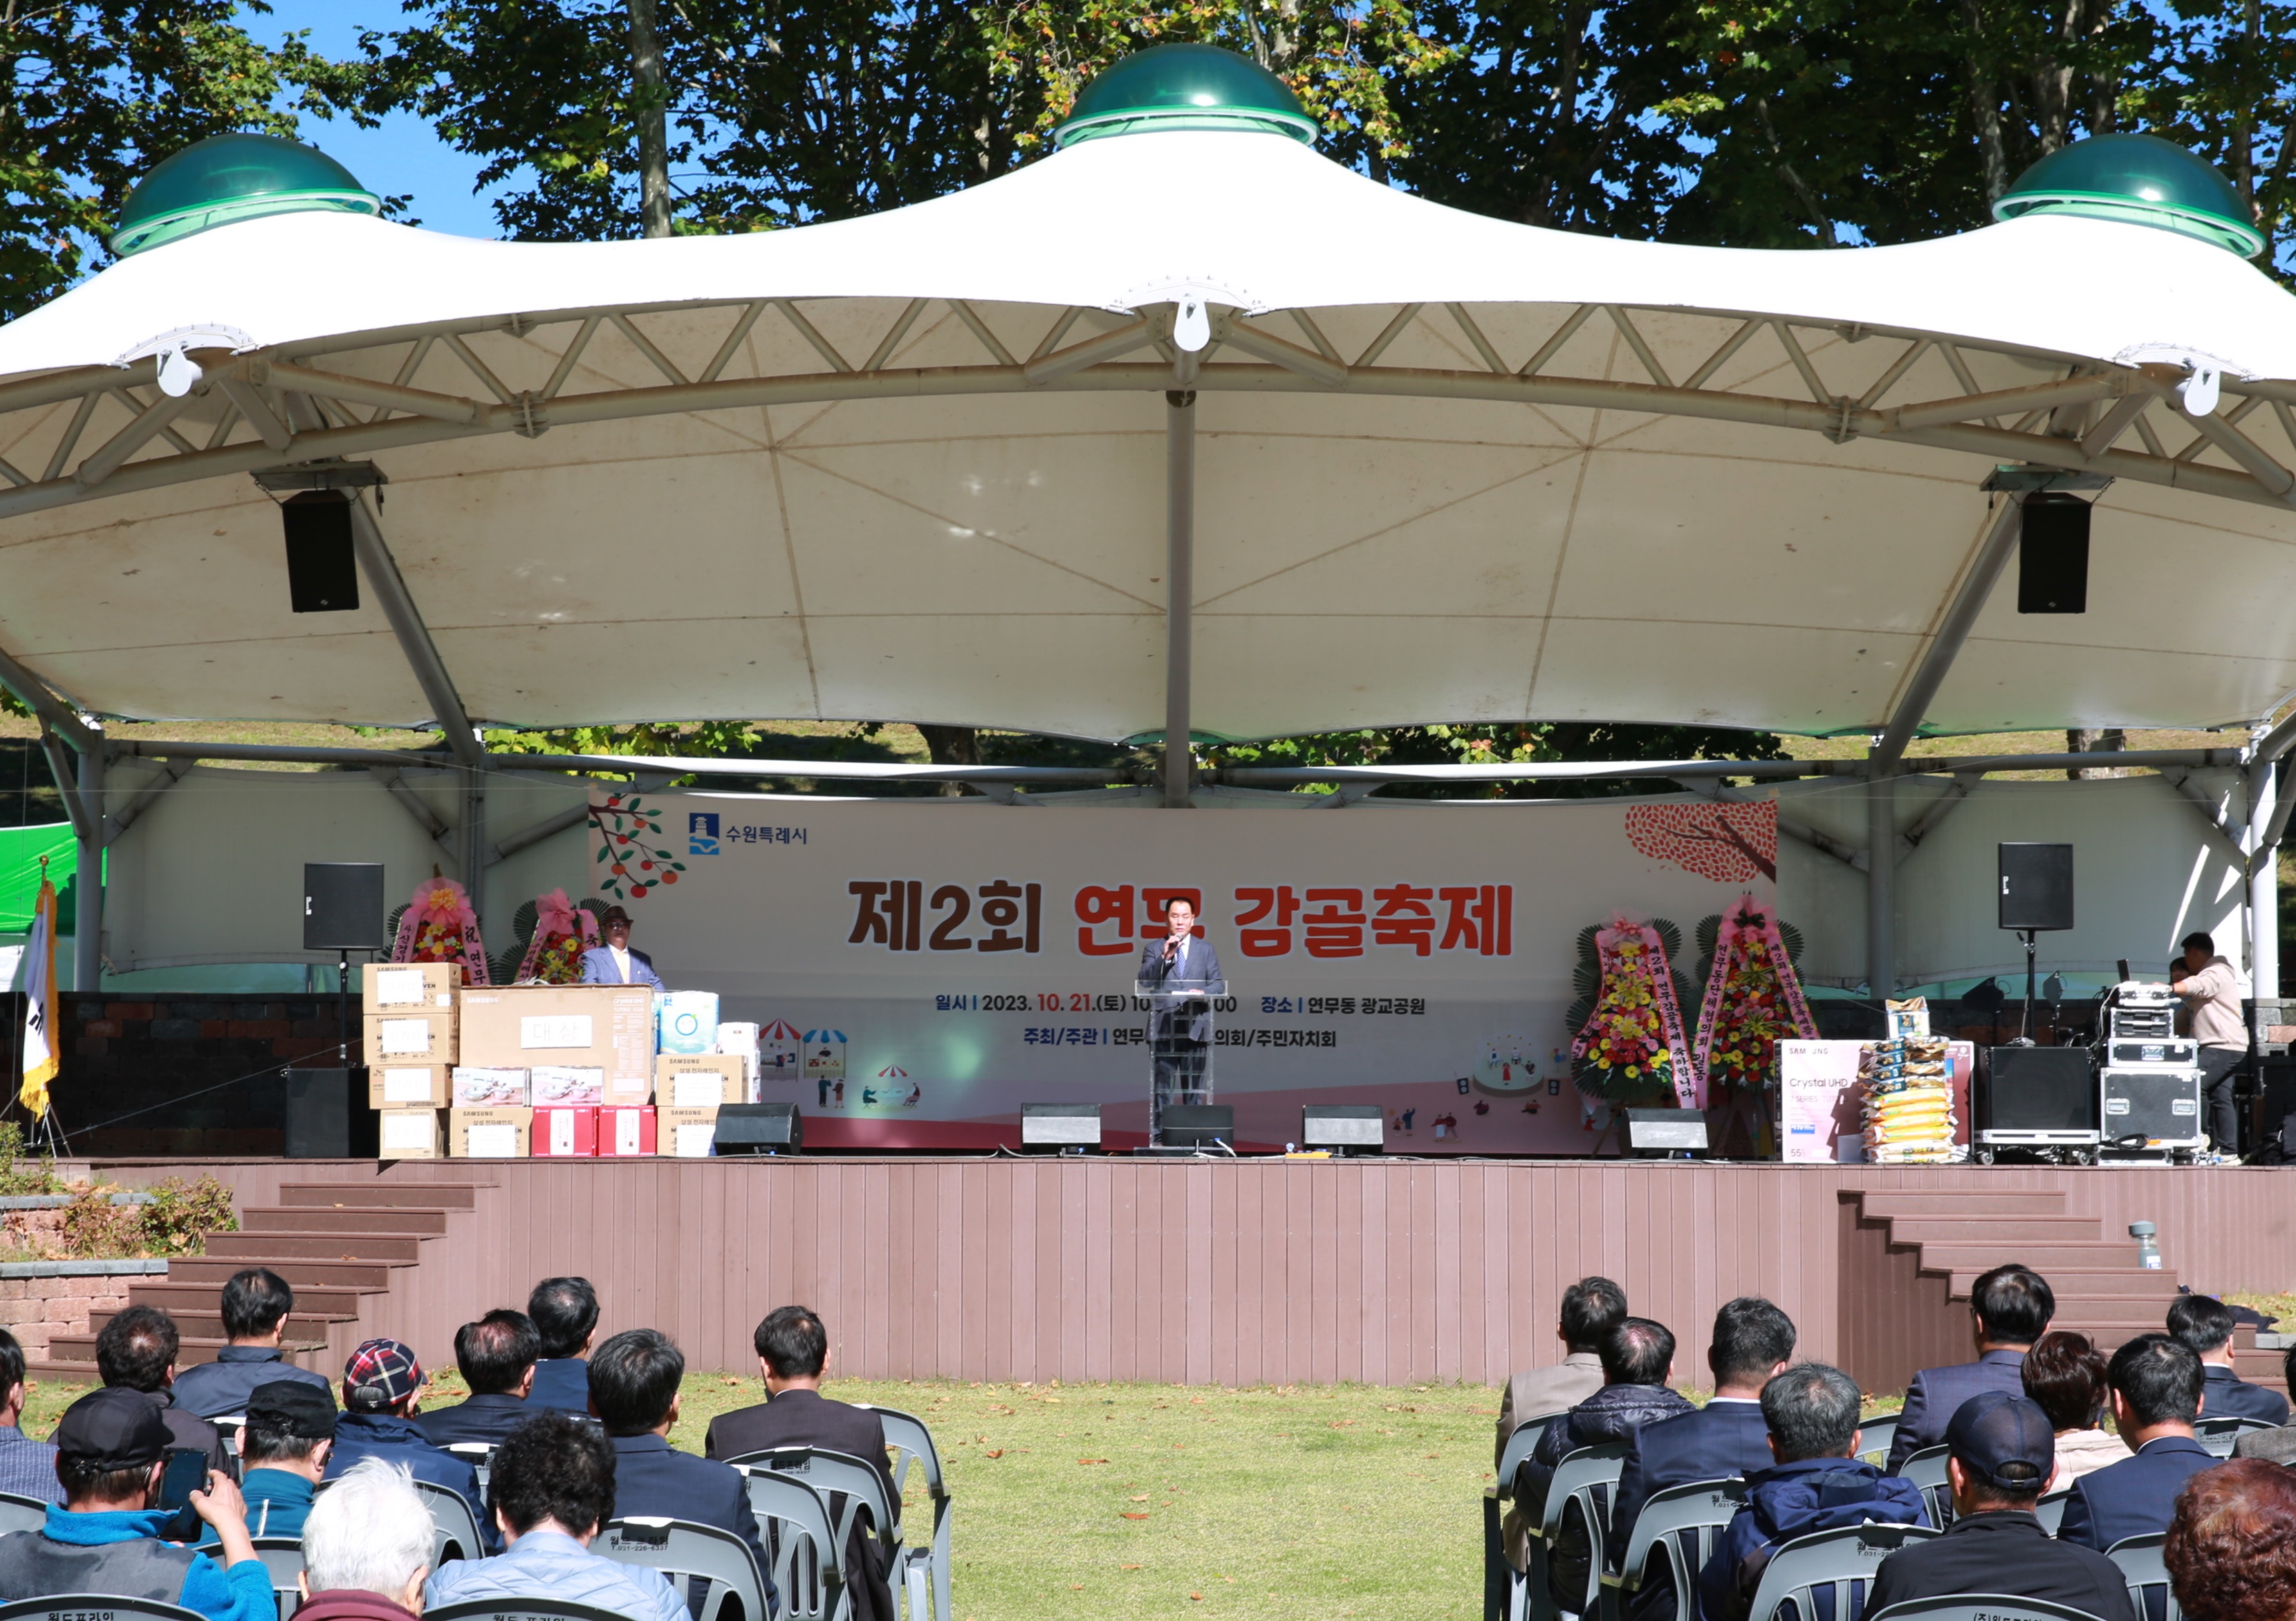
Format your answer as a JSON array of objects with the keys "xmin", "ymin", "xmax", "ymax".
[
  {"xmin": 1693, "ymin": 896, "xmax": 1817, "ymax": 1093},
  {"xmin": 1624, "ymin": 801, "xmax": 1778, "ymax": 883},
  {"xmin": 1571, "ymin": 914, "xmax": 1695, "ymax": 1109},
  {"xmin": 391, "ymin": 875, "xmax": 490, "ymax": 984}
]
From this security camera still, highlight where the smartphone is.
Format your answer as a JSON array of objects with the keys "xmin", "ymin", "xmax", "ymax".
[{"xmin": 155, "ymin": 1447, "xmax": 207, "ymax": 1541}]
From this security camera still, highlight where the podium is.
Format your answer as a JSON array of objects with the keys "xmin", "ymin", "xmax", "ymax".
[{"xmin": 1136, "ymin": 963, "xmax": 1227, "ymax": 1149}]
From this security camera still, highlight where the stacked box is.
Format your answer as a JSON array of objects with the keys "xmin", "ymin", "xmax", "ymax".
[
  {"xmin": 600, "ymin": 1105, "xmax": 658, "ymax": 1157},
  {"xmin": 530, "ymin": 1065, "xmax": 607, "ymax": 1106},
  {"xmin": 661, "ymin": 1106, "xmax": 719, "ymax": 1158},
  {"xmin": 364, "ymin": 1010, "xmax": 457, "ymax": 1068},
  {"xmin": 533, "ymin": 1105, "xmax": 599, "ymax": 1158},
  {"xmin": 363, "ymin": 962, "xmax": 461, "ymax": 1013},
  {"xmin": 369, "ymin": 1064, "xmax": 451, "ymax": 1109},
  {"xmin": 378, "ymin": 1109, "xmax": 447, "ymax": 1160},
  {"xmin": 656, "ymin": 1054, "xmax": 743, "ymax": 1108},
  {"xmin": 657, "ymin": 991, "xmax": 720, "ymax": 1055},
  {"xmin": 452, "ymin": 1066, "xmax": 529, "ymax": 1106},
  {"xmin": 461, "ymin": 985, "xmax": 655, "ymax": 1103},
  {"xmin": 450, "ymin": 1106, "xmax": 533, "ymax": 1158},
  {"xmin": 716, "ymin": 1023, "xmax": 762, "ymax": 1102}
]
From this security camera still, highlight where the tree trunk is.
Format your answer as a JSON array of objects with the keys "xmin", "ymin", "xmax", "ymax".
[
  {"xmin": 628, "ymin": 0, "xmax": 672, "ymax": 238},
  {"xmin": 1961, "ymin": 0, "xmax": 2010, "ymax": 204},
  {"xmin": 917, "ymin": 725, "xmax": 979, "ymax": 797},
  {"xmin": 2066, "ymin": 728, "xmax": 2125, "ymax": 779}
]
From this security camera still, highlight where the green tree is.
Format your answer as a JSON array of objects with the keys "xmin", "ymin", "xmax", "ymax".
[{"xmin": 1210, "ymin": 721, "xmax": 1788, "ymax": 798}]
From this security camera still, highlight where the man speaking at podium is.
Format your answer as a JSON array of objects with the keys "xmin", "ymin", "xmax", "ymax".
[{"xmin": 1138, "ymin": 898, "xmax": 1224, "ymax": 1121}]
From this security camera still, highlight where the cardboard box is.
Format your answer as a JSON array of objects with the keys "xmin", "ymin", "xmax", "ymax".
[
  {"xmin": 655, "ymin": 1054, "xmax": 744, "ymax": 1109},
  {"xmin": 377, "ymin": 1108, "xmax": 447, "ymax": 1160},
  {"xmin": 452, "ymin": 1066, "xmax": 529, "ymax": 1107},
  {"xmin": 661, "ymin": 1105, "xmax": 719, "ymax": 1158},
  {"xmin": 364, "ymin": 1011, "xmax": 457, "ymax": 1068},
  {"xmin": 599, "ymin": 1105, "xmax": 658, "ymax": 1158},
  {"xmin": 717, "ymin": 1023, "xmax": 763, "ymax": 1101},
  {"xmin": 369, "ymin": 1064, "xmax": 451, "ymax": 1109},
  {"xmin": 450, "ymin": 1106, "xmax": 533, "ymax": 1159},
  {"xmin": 656, "ymin": 991, "xmax": 720, "ymax": 1055},
  {"xmin": 530, "ymin": 1065, "xmax": 606, "ymax": 1106},
  {"xmin": 363, "ymin": 961, "xmax": 461, "ymax": 1012},
  {"xmin": 533, "ymin": 1105, "xmax": 599, "ymax": 1158},
  {"xmin": 459, "ymin": 986, "xmax": 654, "ymax": 1101}
]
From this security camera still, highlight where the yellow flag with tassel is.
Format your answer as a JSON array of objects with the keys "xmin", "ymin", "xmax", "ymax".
[{"xmin": 19, "ymin": 856, "xmax": 57, "ymax": 1120}]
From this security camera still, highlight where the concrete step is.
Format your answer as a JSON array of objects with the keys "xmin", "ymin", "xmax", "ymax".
[
  {"xmin": 2048, "ymin": 1303, "xmax": 2191, "ymax": 1330},
  {"xmin": 127, "ymin": 1281, "xmax": 372, "ymax": 1319},
  {"xmin": 240, "ymin": 1206, "xmax": 450, "ymax": 1237},
  {"xmin": 1916, "ymin": 1242, "xmax": 2153, "ymax": 1272},
  {"xmin": 45, "ymin": 1333, "xmax": 330, "ymax": 1370},
  {"xmin": 1944, "ymin": 1268, "xmax": 2177, "ymax": 1297},
  {"xmin": 278, "ymin": 1182, "xmax": 481, "ymax": 1210},
  {"xmin": 1884, "ymin": 1216, "xmax": 2104, "ymax": 1244},
  {"xmin": 1859, "ymin": 1192, "xmax": 2071, "ymax": 1217},
  {"xmin": 138, "ymin": 1304, "xmax": 360, "ymax": 1342},
  {"xmin": 169, "ymin": 1257, "xmax": 405, "ymax": 1290},
  {"xmin": 202, "ymin": 1232, "xmax": 427, "ymax": 1263}
]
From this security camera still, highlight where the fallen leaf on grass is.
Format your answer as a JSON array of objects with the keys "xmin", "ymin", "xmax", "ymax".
[
  {"xmin": 1130, "ymin": 1494, "xmax": 1150, "ymax": 1502},
  {"xmin": 1189, "ymin": 1595, "xmax": 1204, "ymax": 1603},
  {"xmin": 1070, "ymin": 1585, "xmax": 1084, "ymax": 1591},
  {"xmin": 1078, "ymin": 1458, "xmax": 1109, "ymax": 1465},
  {"xmin": 723, "ymin": 1378, "xmax": 740, "ymax": 1387},
  {"xmin": 984, "ymin": 1449, "xmax": 1005, "ymax": 1459},
  {"xmin": 1122, "ymin": 1512, "xmax": 1151, "ymax": 1520},
  {"xmin": 1121, "ymin": 1564, "xmax": 1142, "ymax": 1571}
]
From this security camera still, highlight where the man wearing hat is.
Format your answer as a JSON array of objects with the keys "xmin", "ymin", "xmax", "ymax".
[
  {"xmin": 0, "ymin": 1385, "xmax": 272, "ymax": 1621},
  {"xmin": 1865, "ymin": 1391, "xmax": 2136, "ymax": 1620},
  {"xmin": 578, "ymin": 907, "xmax": 663, "ymax": 989},
  {"xmin": 322, "ymin": 1337, "xmax": 500, "ymax": 1553},
  {"xmin": 199, "ymin": 1380, "xmax": 335, "ymax": 1546}
]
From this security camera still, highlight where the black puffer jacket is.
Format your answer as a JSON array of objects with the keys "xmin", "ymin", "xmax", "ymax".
[{"xmin": 1518, "ymin": 1383, "xmax": 1698, "ymax": 1610}]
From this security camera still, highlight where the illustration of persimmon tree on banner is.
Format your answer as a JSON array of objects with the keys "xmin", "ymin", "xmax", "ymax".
[
  {"xmin": 1624, "ymin": 801, "xmax": 1779, "ymax": 883},
  {"xmin": 589, "ymin": 795, "xmax": 686, "ymax": 902}
]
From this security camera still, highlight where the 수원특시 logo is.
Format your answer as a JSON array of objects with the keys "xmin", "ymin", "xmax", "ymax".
[{"xmin": 689, "ymin": 812, "xmax": 720, "ymax": 855}]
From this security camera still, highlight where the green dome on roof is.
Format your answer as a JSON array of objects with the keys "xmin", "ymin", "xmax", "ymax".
[
  {"xmin": 113, "ymin": 133, "xmax": 381, "ymax": 257},
  {"xmin": 1992, "ymin": 132, "xmax": 2263, "ymax": 258},
  {"xmin": 1055, "ymin": 44, "xmax": 1319, "ymax": 149}
]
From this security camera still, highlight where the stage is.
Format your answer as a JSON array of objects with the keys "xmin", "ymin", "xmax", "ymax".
[{"xmin": 66, "ymin": 1156, "xmax": 2296, "ymax": 1396}]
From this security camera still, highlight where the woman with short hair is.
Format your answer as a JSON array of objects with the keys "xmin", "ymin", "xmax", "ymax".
[
  {"xmin": 2166, "ymin": 1457, "xmax": 2296, "ymax": 1621},
  {"xmin": 2021, "ymin": 1329, "xmax": 2122, "ymax": 1484}
]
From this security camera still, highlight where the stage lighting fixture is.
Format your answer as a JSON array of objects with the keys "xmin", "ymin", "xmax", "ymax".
[
  {"xmin": 1300, "ymin": 1104, "xmax": 1383, "ymax": 1156},
  {"xmin": 1021, "ymin": 1103, "xmax": 1102, "ymax": 1153}
]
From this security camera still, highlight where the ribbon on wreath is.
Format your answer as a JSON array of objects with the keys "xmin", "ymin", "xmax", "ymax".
[
  {"xmin": 1692, "ymin": 895, "xmax": 1819, "ymax": 1093},
  {"xmin": 515, "ymin": 888, "xmax": 600, "ymax": 983},
  {"xmin": 391, "ymin": 876, "xmax": 492, "ymax": 985},
  {"xmin": 1571, "ymin": 914, "xmax": 1696, "ymax": 1108}
]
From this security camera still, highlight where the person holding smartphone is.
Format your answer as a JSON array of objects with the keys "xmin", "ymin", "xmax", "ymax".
[{"xmin": 0, "ymin": 1385, "xmax": 270, "ymax": 1621}]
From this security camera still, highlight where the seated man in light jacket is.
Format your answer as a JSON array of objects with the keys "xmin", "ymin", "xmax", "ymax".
[
  {"xmin": 578, "ymin": 906, "xmax": 665, "ymax": 989},
  {"xmin": 426, "ymin": 1412, "xmax": 687, "ymax": 1621}
]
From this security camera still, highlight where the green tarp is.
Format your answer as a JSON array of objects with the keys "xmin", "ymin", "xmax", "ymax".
[{"xmin": 0, "ymin": 824, "xmax": 75, "ymax": 934}]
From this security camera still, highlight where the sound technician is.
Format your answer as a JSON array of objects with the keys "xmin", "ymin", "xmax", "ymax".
[{"xmin": 2174, "ymin": 932, "xmax": 2247, "ymax": 1157}]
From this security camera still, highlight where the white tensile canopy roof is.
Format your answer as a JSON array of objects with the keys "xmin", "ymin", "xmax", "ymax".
[{"xmin": 1, "ymin": 109, "xmax": 2295, "ymax": 748}]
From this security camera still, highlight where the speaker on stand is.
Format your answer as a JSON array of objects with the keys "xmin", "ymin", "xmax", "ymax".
[
  {"xmin": 299, "ymin": 864, "xmax": 386, "ymax": 1157},
  {"xmin": 1999, "ymin": 843, "xmax": 2074, "ymax": 1043}
]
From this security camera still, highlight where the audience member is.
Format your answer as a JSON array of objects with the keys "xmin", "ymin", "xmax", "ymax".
[
  {"xmin": 95, "ymin": 1304, "xmax": 229, "ymax": 1472},
  {"xmin": 1696, "ymin": 1363, "xmax": 1926, "ymax": 1621},
  {"xmin": 528, "ymin": 1277, "xmax": 602, "ymax": 1413},
  {"xmin": 324, "ymin": 1337, "xmax": 501, "ymax": 1553},
  {"xmin": 1496, "ymin": 1275, "xmax": 1629, "ymax": 1463},
  {"xmin": 200, "ymin": 1380, "xmax": 334, "ymax": 1546},
  {"xmin": 588, "ymin": 1328, "xmax": 772, "ymax": 1602},
  {"xmin": 1615, "ymin": 1298, "xmax": 1795, "ymax": 1621},
  {"xmin": 0, "ymin": 1384, "xmax": 272, "ymax": 1621},
  {"xmin": 1887, "ymin": 1262, "xmax": 2054, "ymax": 1472},
  {"xmin": 425, "ymin": 1411, "xmax": 685, "ymax": 1621},
  {"xmin": 2169, "ymin": 1293, "xmax": 2290, "ymax": 1425},
  {"xmin": 0, "ymin": 1327, "xmax": 59, "ymax": 1503},
  {"xmin": 705, "ymin": 1306, "xmax": 897, "ymax": 1621},
  {"xmin": 2165, "ymin": 1456, "xmax": 2296, "ymax": 1621},
  {"xmin": 421, "ymin": 1310, "xmax": 544, "ymax": 1447},
  {"xmin": 296, "ymin": 1458, "xmax": 432, "ymax": 1621},
  {"xmin": 171, "ymin": 1268, "xmax": 333, "ymax": 1418},
  {"xmin": 2233, "ymin": 1342, "xmax": 2296, "ymax": 1463},
  {"xmin": 2058, "ymin": 1333, "xmax": 2219, "ymax": 1553},
  {"xmin": 2021, "ymin": 1330, "xmax": 2123, "ymax": 1485},
  {"xmin": 1865, "ymin": 1391, "xmax": 2133, "ymax": 1621}
]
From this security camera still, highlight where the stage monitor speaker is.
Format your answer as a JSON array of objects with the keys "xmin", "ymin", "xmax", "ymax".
[
  {"xmin": 304, "ymin": 863, "xmax": 385, "ymax": 952},
  {"xmin": 284, "ymin": 1068, "xmax": 378, "ymax": 1158},
  {"xmin": 1999, "ymin": 843, "xmax": 2075, "ymax": 932},
  {"xmin": 1021, "ymin": 1103, "xmax": 1100, "ymax": 1150},
  {"xmin": 2017, "ymin": 492, "xmax": 2091, "ymax": 614},
  {"xmin": 1162, "ymin": 1104, "xmax": 1234, "ymax": 1151},
  {"xmin": 281, "ymin": 491, "xmax": 361, "ymax": 613},
  {"xmin": 1980, "ymin": 1046, "xmax": 2094, "ymax": 1133},
  {"xmin": 1301, "ymin": 1104, "xmax": 1383, "ymax": 1154},
  {"xmin": 1623, "ymin": 1108, "xmax": 1709, "ymax": 1157},
  {"xmin": 714, "ymin": 1103, "xmax": 802, "ymax": 1154}
]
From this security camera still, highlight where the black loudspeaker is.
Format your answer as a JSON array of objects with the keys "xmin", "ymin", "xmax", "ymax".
[
  {"xmin": 281, "ymin": 492, "xmax": 361, "ymax": 613},
  {"xmin": 714, "ymin": 1104, "xmax": 802, "ymax": 1154},
  {"xmin": 2017, "ymin": 493, "xmax": 2091, "ymax": 614},
  {"xmin": 1981, "ymin": 1046, "xmax": 2095, "ymax": 1133},
  {"xmin": 1162, "ymin": 1104, "xmax": 1234, "ymax": 1149},
  {"xmin": 284, "ymin": 1069, "xmax": 380, "ymax": 1158},
  {"xmin": 1999, "ymin": 843, "xmax": 2074, "ymax": 932},
  {"xmin": 304, "ymin": 863, "xmax": 385, "ymax": 951}
]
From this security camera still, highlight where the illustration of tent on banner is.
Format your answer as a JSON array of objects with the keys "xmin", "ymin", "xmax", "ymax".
[
  {"xmin": 804, "ymin": 1032, "xmax": 846, "ymax": 1080},
  {"xmin": 759, "ymin": 1019, "xmax": 804, "ymax": 1081}
]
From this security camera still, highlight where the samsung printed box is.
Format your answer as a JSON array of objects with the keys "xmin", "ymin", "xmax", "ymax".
[
  {"xmin": 459, "ymin": 985, "xmax": 654, "ymax": 1101},
  {"xmin": 364, "ymin": 1011, "xmax": 456, "ymax": 1068},
  {"xmin": 654, "ymin": 1054, "xmax": 745, "ymax": 1109},
  {"xmin": 368, "ymin": 1064, "xmax": 450, "ymax": 1109},
  {"xmin": 377, "ymin": 1108, "xmax": 447, "ymax": 1160},
  {"xmin": 362, "ymin": 962, "xmax": 461, "ymax": 1013},
  {"xmin": 450, "ymin": 1106, "xmax": 533, "ymax": 1159},
  {"xmin": 661, "ymin": 1105, "xmax": 719, "ymax": 1158}
]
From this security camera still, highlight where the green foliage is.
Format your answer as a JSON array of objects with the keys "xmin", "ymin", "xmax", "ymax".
[
  {"xmin": 0, "ymin": 1125, "xmax": 62, "ymax": 1198},
  {"xmin": 58, "ymin": 1187, "xmax": 142, "ymax": 1259},
  {"xmin": 139, "ymin": 1175, "xmax": 238, "ymax": 1255},
  {"xmin": 1210, "ymin": 722, "xmax": 1790, "ymax": 800}
]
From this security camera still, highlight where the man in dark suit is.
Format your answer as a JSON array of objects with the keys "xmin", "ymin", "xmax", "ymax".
[
  {"xmin": 1136, "ymin": 896, "xmax": 1224, "ymax": 1141},
  {"xmin": 420, "ymin": 1310, "xmax": 541, "ymax": 1447},
  {"xmin": 2059, "ymin": 1334, "xmax": 2222, "ymax": 1557},
  {"xmin": 588, "ymin": 1328, "xmax": 772, "ymax": 1609},
  {"xmin": 578, "ymin": 905, "xmax": 665, "ymax": 990},
  {"xmin": 1887, "ymin": 1262, "xmax": 2054, "ymax": 1473},
  {"xmin": 2168, "ymin": 1293, "xmax": 2290, "ymax": 1425},
  {"xmin": 527, "ymin": 1277, "xmax": 600, "ymax": 1413},
  {"xmin": 705, "ymin": 1306, "xmax": 896, "ymax": 1621}
]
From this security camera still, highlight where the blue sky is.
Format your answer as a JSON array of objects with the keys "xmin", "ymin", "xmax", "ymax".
[{"xmin": 257, "ymin": 2, "xmax": 507, "ymax": 239}]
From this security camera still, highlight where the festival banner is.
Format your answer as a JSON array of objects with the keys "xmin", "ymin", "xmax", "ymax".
[{"xmin": 590, "ymin": 793, "xmax": 1780, "ymax": 1152}]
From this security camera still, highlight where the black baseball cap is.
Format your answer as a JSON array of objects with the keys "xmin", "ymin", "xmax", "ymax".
[
  {"xmin": 53, "ymin": 1387, "xmax": 172, "ymax": 1470},
  {"xmin": 1945, "ymin": 1390, "xmax": 2055, "ymax": 1491},
  {"xmin": 247, "ymin": 1380, "xmax": 337, "ymax": 1438}
]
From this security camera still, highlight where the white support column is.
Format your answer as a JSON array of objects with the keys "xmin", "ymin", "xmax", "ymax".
[
  {"xmin": 1164, "ymin": 389, "xmax": 1196, "ymax": 809},
  {"xmin": 1867, "ymin": 762, "xmax": 1895, "ymax": 1001},
  {"xmin": 462, "ymin": 767, "xmax": 488, "ymax": 931},
  {"xmin": 2252, "ymin": 760, "xmax": 2280, "ymax": 996},
  {"xmin": 73, "ymin": 731, "xmax": 103, "ymax": 992}
]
